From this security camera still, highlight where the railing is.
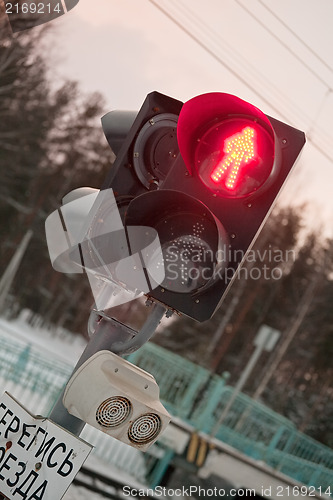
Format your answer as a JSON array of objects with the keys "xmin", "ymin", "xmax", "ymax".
[
  {"xmin": 0, "ymin": 333, "xmax": 148, "ymax": 484},
  {"xmin": 128, "ymin": 342, "xmax": 333, "ymax": 492},
  {"xmin": 127, "ymin": 340, "xmax": 229, "ymax": 421},
  {"xmin": 0, "ymin": 329, "xmax": 332, "ymax": 494},
  {"xmin": 0, "ymin": 335, "xmax": 72, "ymax": 416}
]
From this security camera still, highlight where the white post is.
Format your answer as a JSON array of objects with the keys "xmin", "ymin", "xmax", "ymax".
[{"xmin": 0, "ymin": 230, "xmax": 33, "ymax": 313}]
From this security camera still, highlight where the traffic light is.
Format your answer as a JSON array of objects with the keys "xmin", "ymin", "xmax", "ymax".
[{"xmin": 101, "ymin": 91, "xmax": 305, "ymax": 322}]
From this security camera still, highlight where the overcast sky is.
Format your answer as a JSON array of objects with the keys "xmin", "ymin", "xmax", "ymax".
[{"xmin": 47, "ymin": 0, "xmax": 333, "ymax": 237}]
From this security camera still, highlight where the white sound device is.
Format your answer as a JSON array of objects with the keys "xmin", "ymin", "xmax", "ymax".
[{"xmin": 63, "ymin": 350, "xmax": 171, "ymax": 451}]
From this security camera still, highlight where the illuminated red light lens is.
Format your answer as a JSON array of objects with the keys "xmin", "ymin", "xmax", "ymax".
[
  {"xmin": 195, "ymin": 118, "xmax": 275, "ymax": 198},
  {"xmin": 210, "ymin": 126, "xmax": 256, "ymax": 190},
  {"xmin": 177, "ymin": 93, "xmax": 277, "ymax": 199}
]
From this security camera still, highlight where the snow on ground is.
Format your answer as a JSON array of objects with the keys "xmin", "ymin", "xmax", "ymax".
[
  {"xmin": 0, "ymin": 312, "xmax": 151, "ymax": 499},
  {"xmin": 0, "ymin": 310, "xmax": 87, "ymax": 365}
]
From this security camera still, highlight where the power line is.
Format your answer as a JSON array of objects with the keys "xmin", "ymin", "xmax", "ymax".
[
  {"xmin": 169, "ymin": 0, "xmax": 313, "ymax": 128},
  {"xmin": 148, "ymin": 0, "xmax": 333, "ymax": 164},
  {"xmin": 307, "ymin": 88, "xmax": 332, "ymax": 140},
  {"xmin": 233, "ymin": 0, "xmax": 333, "ymax": 154},
  {"xmin": 235, "ymin": 0, "xmax": 333, "ymax": 91},
  {"xmin": 150, "ymin": 0, "xmax": 300, "ymax": 123},
  {"xmin": 169, "ymin": 0, "xmax": 332, "ymax": 148},
  {"xmin": 257, "ymin": 0, "xmax": 333, "ymax": 75}
]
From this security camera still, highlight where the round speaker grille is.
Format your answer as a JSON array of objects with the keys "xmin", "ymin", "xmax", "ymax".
[
  {"xmin": 96, "ymin": 397, "xmax": 132, "ymax": 428},
  {"xmin": 128, "ymin": 413, "xmax": 162, "ymax": 445}
]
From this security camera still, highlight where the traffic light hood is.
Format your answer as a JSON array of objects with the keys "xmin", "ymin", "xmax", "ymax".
[{"xmin": 177, "ymin": 92, "xmax": 274, "ymax": 176}]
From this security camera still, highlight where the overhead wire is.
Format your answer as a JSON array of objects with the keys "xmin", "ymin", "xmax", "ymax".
[
  {"xmin": 165, "ymin": 0, "xmax": 332, "ymax": 150},
  {"xmin": 306, "ymin": 88, "xmax": 332, "ymax": 141},
  {"xmin": 148, "ymin": 0, "xmax": 333, "ymax": 164},
  {"xmin": 257, "ymin": 0, "xmax": 333, "ymax": 75},
  {"xmin": 234, "ymin": 0, "xmax": 333, "ymax": 147},
  {"xmin": 167, "ymin": 0, "xmax": 319, "ymax": 130},
  {"xmin": 235, "ymin": 0, "xmax": 333, "ymax": 91},
  {"xmin": 162, "ymin": 0, "xmax": 313, "ymax": 129}
]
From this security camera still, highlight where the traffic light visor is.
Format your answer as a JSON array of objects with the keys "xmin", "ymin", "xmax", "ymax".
[{"xmin": 177, "ymin": 93, "xmax": 277, "ymax": 198}]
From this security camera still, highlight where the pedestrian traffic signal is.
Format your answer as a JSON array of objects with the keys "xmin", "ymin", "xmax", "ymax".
[
  {"xmin": 177, "ymin": 92, "xmax": 278, "ymax": 200},
  {"xmin": 102, "ymin": 91, "xmax": 305, "ymax": 321}
]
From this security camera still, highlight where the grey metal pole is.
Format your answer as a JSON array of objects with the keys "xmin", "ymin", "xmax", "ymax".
[
  {"xmin": 0, "ymin": 230, "xmax": 33, "ymax": 314},
  {"xmin": 48, "ymin": 303, "xmax": 167, "ymax": 435}
]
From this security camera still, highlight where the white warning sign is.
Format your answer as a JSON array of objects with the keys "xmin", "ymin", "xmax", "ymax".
[{"xmin": 0, "ymin": 392, "xmax": 92, "ymax": 499}]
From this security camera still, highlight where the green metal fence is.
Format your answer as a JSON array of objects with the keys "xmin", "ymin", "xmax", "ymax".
[
  {"xmin": 0, "ymin": 331, "xmax": 332, "ymax": 494},
  {"xmin": 0, "ymin": 335, "xmax": 73, "ymax": 415},
  {"xmin": 0, "ymin": 333, "xmax": 149, "ymax": 484},
  {"xmin": 128, "ymin": 342, "xmax": 333, "ymax": 492},
  {"xmin": 128, "ymin": 340, "xmax": 228, "ymax": 420}
]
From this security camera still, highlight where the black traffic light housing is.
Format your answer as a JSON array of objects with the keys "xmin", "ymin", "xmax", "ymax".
[
  {"xmin": 101, "ymin": 92, "xmax": 182, "ymax": 196},
  {"xmin": 101, "ymin": 92, "xmax": 305, "ymax": 321}
]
